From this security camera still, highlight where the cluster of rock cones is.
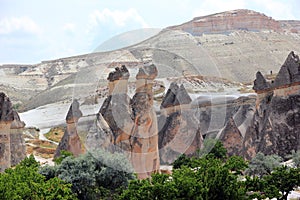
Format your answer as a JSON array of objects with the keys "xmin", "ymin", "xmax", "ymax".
[{"xmin": 1, "ymin": 52, "xmax": 299, "ymax": 179}]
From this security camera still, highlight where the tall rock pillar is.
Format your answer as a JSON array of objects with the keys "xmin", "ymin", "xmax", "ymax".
[
  {"xmin": 99, "ymin": 65, "xmax": 133, "ymax": 152},
  {"xmin": 0, "ymin": 92, "xmax": 26, "ymax": 172},
  {"xmin": 10, "ymin": 111, "xmax": 26, "ymax": 166},
  {"xmin": 55, "ymin": 99, "xmax": 83, "ymax": 158},
  {"xmin": 130, "ymin": 64, "xmax": 160, "ymax": 179}
]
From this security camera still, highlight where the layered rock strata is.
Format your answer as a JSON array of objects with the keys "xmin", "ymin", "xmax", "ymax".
[{"xmin": 169, "ymin": 9, "xmax": 281, "ymax": 36}]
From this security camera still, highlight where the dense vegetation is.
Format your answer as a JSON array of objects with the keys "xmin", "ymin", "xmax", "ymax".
[
  {"xmin": 119, "ymin": 142, "xmax": 300, "ymax": 200},
  {"xmin": 0, "ymin": 155, "xmax": 75, "ymax": 199},
  {"xmin": 1, "ymin": 143, "xmax": 300, "ymax": 200}
]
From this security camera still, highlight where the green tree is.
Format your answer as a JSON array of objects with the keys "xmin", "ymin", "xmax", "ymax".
[
  {"xmin": 120, "ymin": 156, "xmax": 247, "ymax": 200},
  {"xmin": 172, "ymin": 153, "xmax": 192, "ymax": 169},
  {"xmin": 263, "ymin": 166, "xmax": 300, "ymax": 200},
  {"xmin": 173, "ymin": 140, "xmax": 228, "ymax": 169},
  {"xmin": 243, "ymin": 165, "xmax": 300, "ymax": 200},
  {"xmin": 119, "ymin": 173, "xmax": 177, "ymax": 200},
  {"xmin": 0, "ymin": 155, "xmax": 76, "ymax": 200},
  {"xmin": 243, "ymin": 176, "xmax": 267, "ymax": 200},
  {"xmin": 207, "ymin": 140, "xmax": 227, "ymax": 159},
  {"xmin": 224, "ymin": 156, "xmax": 248, "ymax": 175}
]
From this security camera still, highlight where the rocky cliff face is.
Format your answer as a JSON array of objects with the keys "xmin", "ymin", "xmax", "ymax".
[
  {"xmin": 168, "ymin": 9, "xmax": 281, "ymax": 36},
  {"xmin": 2, "ymin": 9, "xmax": 300, "ymax": 110},
  {"xmin": 191, "ymin": 94, "xmax": 256, "ymax": 157},
  {"xmin": 189, "ymin": 51, "xmax": 300, "ymax": 159},
  {"xmin": 242, "ymin": 51, "xmax": 300, "ymax": 159},
  {"xmin": 280, "ymin": 20, "xmax": 300, "ymax": 33},
  {"xmin": 0, "ymin": 92, "xmax": 26, "ymax": 171},
  {"xmin": 55, "ymin": 99, "xmax": 84, "ymax": 158}
]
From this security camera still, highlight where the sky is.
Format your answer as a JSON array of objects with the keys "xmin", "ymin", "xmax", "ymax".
[{"xmin": 0, "ymin": 0, "xmax": 299, "ymax": 64}]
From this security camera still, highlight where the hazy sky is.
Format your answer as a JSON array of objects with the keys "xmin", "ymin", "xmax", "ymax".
[{"xmin": 1, "ymin": 0, "xmax": 299, "ymax": 64}]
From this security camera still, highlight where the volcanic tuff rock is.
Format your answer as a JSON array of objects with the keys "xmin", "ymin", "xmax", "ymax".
[
  {"xmin": 253, "ymin": 71, "xmax": 270, "ymax": 92},
  {"xmin": 107, "ymin": 65, "xmax": 130, "ymax": 81},
  {"xmin": 86, "ymin": 112, "xmax": 115, "ymax": 152},
  {"xmin": 158, "ymin": 82, "xmax": 202, "ymax": 164},
  {"xmin": 208, "ymin": 52, "xmax": 300, "ymax": 159},
  {"xmin": 0, "ymin": 92, "xmax": 26, "ymax": 171},
  {"xmin": 161, "ymin": 83, "xmax": 192, "ymax": 108},
  {"xmin": 87, "ymin": 65, "xmax": 159, "ymax": 179},
  {"xmin": 273, "ymin": 51, "xmax": 300, "ymax": 88},
  {"xmin": 130, "ymin": 64, "xmax": 160, "ymax": 179},
  {"xmin": 218, "ymin": 117, "xmax": 243, "ymax": 157},
  {"xmin": 87, "ymin": 52, "xmax": 299, "ymax": 166},
  {"xmin": 55, "ymin": 99, "xmax": 84, "ymax": 158},
  {"xmin": 242, "ymin": 52, "xmax": 300, "ymax": 159},
  {"xmin": 99, "ymin": 66, "xmax": 133, "ymax": 151}
]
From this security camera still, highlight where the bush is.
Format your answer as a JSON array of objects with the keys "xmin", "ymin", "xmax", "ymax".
[
  {"xmin": 246, "ymin": 152, "xmax": 282, "ymax": 177},
  {"xmin": 292, "ymin": 150, "xmax": 300, "ymax": 168},
  {"xmin": 40, "ymin": 150, "xmax": 135, "ymax": 200}
]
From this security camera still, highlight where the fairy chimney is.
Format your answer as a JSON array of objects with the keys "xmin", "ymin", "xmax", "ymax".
[
  {"xmin": 0, "ymin": 92, "xmax": 26, "ymax": 171},
  {"xmin": 130, "ymin": 64, "xmax": 160, "ymax": 179},
  {"xmin": 55, "ymin": 99, "xmax": 83, "ymax": 158}
]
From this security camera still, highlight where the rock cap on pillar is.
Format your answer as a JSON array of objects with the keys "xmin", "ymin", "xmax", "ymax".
[
  {"xmin": 136, "ymin": 64, "xmax": 158, "ymax": 80},
  {"xmin": 107, "ymin": 65, "xmax": 130, "ymax": 82},
  {"xmin": 0, "ymin": 92, "xmax": 14, "ymax": 122}
]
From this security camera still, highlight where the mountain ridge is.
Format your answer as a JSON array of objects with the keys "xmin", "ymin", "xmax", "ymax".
[{"xmin": 1, "ymin": 9, "xmax": 300, "ymax": 109}]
